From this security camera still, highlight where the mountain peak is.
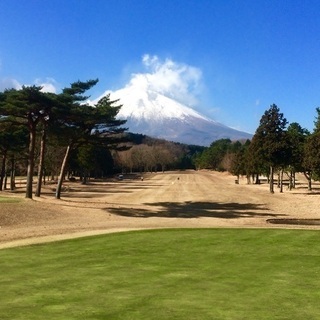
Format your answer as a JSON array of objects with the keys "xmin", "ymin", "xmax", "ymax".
[
  {"xmin": 113, "ymin": 83, "xmax": 210, "ymax": 124},
  {"xmin": 96, "ymin": 83, "xmax": 252, "ymax": 146}
]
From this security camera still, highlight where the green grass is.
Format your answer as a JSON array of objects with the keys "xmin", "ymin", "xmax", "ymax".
[
  {"xmin": 0, "ymin": 229, "xmax": 319, "ymax": 320},
  {"xmin": 0, "ymin": 196, "xmax": 21, "ymax": 203}
]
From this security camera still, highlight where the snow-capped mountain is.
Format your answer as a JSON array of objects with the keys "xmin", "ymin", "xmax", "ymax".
[{"xmin": 99, "ymin": 83, "xmax": 252, "ymax": 146}]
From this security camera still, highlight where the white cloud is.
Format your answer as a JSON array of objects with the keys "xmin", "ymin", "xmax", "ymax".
[
  {"xmin": 0, "ymin": 77, "xmax": 58, "ymax": 93},
  {"xmin": 35, "ymin": 78, "xmax": 58, "ymax": 93},
  {"xmin": 127, "ymin": 54, "xmax": 203, "ymax": 107},
  {"xmin": 1, "ymin": 58, "xmax": 59, "ymax": 92},
  {"xmin": 0, "ymin": 78, "xmax": 22, "ymax": 91}
]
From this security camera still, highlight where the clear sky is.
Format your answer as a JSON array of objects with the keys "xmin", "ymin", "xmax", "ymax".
[{"xmin": 1, "ymin": 0, "xmax": 320, "ymax": 134}]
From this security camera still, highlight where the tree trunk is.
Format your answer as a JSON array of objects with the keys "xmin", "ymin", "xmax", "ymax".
[
  {"xmin": 55, "ymin": 144, "xmax": 72, "ymax": 199},
  {"xmin": 26, "ymin": 127, "xmax": 36, "ymax": 199},
  {"xmin": 269, "ymin": 166, "xmax": 274, "ymax": 193},
  {"xmin": 10, "ymin": 156, "xmax": 15, "ymax": 191},
  {"xmin": 82, "ymin": 170, "xmax": 88, "ymax": 185},
  {"xmin": 289, "ymin": 169, "xmax": 293, "ymax": 190},
  {"xmin": 279, "ymin": 168, "xmax": 284, "ymax": 193},
  {"xmin": 289, "ymin": 169, "xmax": 296, "ymax": 190},
  {"xmin": 0, "ymin": 151, "xmax": 7, "ymax": 191},
  {"xmin": 303, "ymin": 171, "xmax": 312, "ymax": 191},
  {"xmin": 292, "ymin": 171, "xmax": 296, "ymax": 188},
  {"xmin": 35, "ymin": 129, "xmax": 47, "ymax": 197},
  {"xmin": 4, "ymin": 172, "xmax": 8, "ymax": 190}
]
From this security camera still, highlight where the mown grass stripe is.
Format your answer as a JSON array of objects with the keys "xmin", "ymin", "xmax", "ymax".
[{"xmin": 0, "ymin": 229, "xmax": 319, "ymax": 320}]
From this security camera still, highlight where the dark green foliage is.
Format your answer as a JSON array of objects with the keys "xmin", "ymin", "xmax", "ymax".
[
  {"xmin": 301, "ymin": 108, "xmax": 320, "ymax": 188},
  {"xmin": 194, "ymin": 104, "xmax": 320, "ymax": 192},
  {"xmin": 75, "ymin": 144, "xmax": 114, "ymax": 178},
  {"xmin": 0, "ymin": 80, "xmax": 130, "ymax": 198},
  {"xmin": 0, "ymin": 86, "xmax": 56, "ymax": 198},
  {"xmin": 54, "ymin": 81, "xmax": 128, "ymax": 198},
  {"xmin": 303, "ymin": 132, "xmax": 320, "ymax": 176},
  {"xmin": 0, "ymin": 86, "xmax": 53, "ymax": 123},
  {"xmin": 314, "ymin": 107, "xmax": 320, "ymax": 132},
  {"xmin": 194, "ymin": 138, "xmax": 242, "ymax": 171},
  {"xmin": 3, "ymin": 82, "xmax": 320, "ymax": 193},
  {"xmin": 287, "ymin": 122, "xmax": 310, "ymax": 172},
  {"xmin": 0, "ymin": 123, "xmax": 28, "ymax": 190},
  {"xmin": 250, "ymin": 104, "xmax": 288, "ymax": 167},
  {"xmin": 230, "ymin": 139, "xmax": 251, "ymax": 177},
  {"xmin": 125, "ymin": 132, "xmax": 147, "ymax": 144},
  {"xmin": 249, "ymin": 104, "xmax": 288, "ymax": 192}
]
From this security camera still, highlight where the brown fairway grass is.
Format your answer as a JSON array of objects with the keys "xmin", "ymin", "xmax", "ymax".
[{"xmin": 0, "ymin": 170, "xmax": 319, "ymax": 249}]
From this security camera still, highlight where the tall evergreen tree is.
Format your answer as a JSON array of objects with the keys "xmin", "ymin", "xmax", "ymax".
[
  {"xmin": 54, "ymin": 81, "xmax": 127, "ymax": 199},
  {"xmin": 303, "ymin": 133, "xmax": 320, "ymax": 190},
  {"xmin": 286, "ymin": 122, "xmax": 309, "ymax": 189},
  {"xmin": 250, "ymin": 104, "xmax": 288, "ymax": 193},
  {"xmin": 230, "ymin": 140, "xmax": 251, "ymax": 182},
  {"xmin": 314, "ymin": 107, "xmax": 320, "ymax": 132},
  {"xmin": 0, "ymin": 86, "xmax": 54, "ymax": 198},
  {"xmin": 303, "ymin": 107, "xmax": 320, "ymax": 190},
  {"xmin": 0, "ymin": 122, "xmax": 28, "ymax": 190}
]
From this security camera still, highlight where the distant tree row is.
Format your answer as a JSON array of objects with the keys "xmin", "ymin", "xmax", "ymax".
[
  {"xmin": 0, "ymin": 80, "xmax": 127, "ymax": 199},
  {"xmin": 0, "ymin": 82, "xmax": 204, "ymax": 199},
  {"xmin": 194, "ymin": 104, "xmax": 320, "ymax": 193},
  {"xmin": 4, "ymin": 83, "xmax": 317, "ymax": 198},
  {"xmin": 113, "ymin": 134, "xmax": 204, "ymax": 173}
]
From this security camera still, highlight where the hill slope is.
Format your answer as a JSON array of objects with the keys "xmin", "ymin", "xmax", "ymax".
[{"xmin": 97, "ymin": 83, "xmax": 252, "ymax": 146}]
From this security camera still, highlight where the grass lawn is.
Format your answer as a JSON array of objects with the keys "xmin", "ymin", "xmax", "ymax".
[
  {"xmin": 0, "ymin": 196, "xmax": 21, "ymax": 203},
  {"xmin": 0, "ymin": 229, "xmax": 319, "ymax": 320}
]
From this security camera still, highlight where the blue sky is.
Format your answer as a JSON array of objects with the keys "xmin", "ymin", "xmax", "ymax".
[{"xmin": 1, "ymin": 0, "xmax": 320, "ymax": 134}]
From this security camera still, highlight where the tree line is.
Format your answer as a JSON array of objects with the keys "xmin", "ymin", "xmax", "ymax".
[
  {"xmin": 2, "ymin": 85, "xmax": 318, "ymax": 198},
  {"xmin": 0, "ymin": 80, "xmax": 127, "ymax": 199},
  {"xmin": 113, "ymin": 134, "xmax": 204, "ymax": 173},
  {"xmin": 194, "ymin": 104, "xmax": 320, "ymax": 193},
  {"xmin": 0, "ymin": 81, "xmax": 204, "ymax": 199}
]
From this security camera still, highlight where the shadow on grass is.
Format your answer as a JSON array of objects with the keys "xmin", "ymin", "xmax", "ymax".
[
  {"xmin": 268, "ymin": 218, "xmax": 320, "ymax": 225},
  {"xmin": 37, "ymin": 181, "xmax": 160, "ymax": 198},
  {"xmin": 293, "ymin": 191, "xmax": 320, "ymax": 195},
  {"xmin": 107, "ymin": 201, "xmax": 284, "ymax": 219}
]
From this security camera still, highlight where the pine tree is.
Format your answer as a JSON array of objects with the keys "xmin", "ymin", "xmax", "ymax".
[
  {"xmin": 302, "ymin": 107, "xmax": 320, "ymax": 190},
  {"xmin": 286, "ymin": 122, "xmax": 309, "ymax": 189},
  {"xmin": 54, "ymin": 81, "xmax": 127, "ymax": 199},
  {"xmin": 0, "ymin": 86, "xmax": 54, "ymax": 198},
  {"xmin": 250, "ymin": 104, "xmax": 288, "ymax": 193}
]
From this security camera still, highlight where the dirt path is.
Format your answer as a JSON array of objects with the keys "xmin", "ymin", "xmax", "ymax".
[{"xmin": 0, "ymin": 171, "xmax": 319, "ymax": 249}]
